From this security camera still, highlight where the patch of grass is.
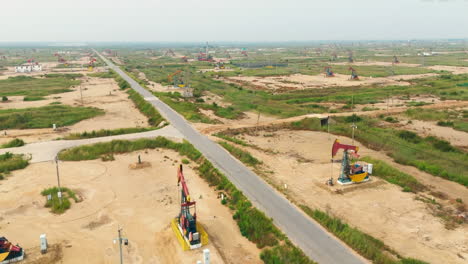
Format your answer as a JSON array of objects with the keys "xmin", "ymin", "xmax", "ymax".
[
  {"xmin": 41, "ymin": 187, "xmax": 80, "ymax": 214},
  {"xmin": 0, "ymin": 152, "xmax": 29, "ymax": 174},
  {"xmin": 218, "ymin": 141, "xmax": 261, "ymax": 167},
  {"xmin": 260, "ymin": 240, "xmax": 316, "ymax": 264},
  {"xmin": 0, "ymin": 138, "xmax": 25, "ymax": 148},
  {"xmin": 58, "ymin": 137, "xmax": 312, "ymax": 262},
  {"xmin": 0, "ymin": 75, "xmax": 80, "ymax": 97},
  {"xmin": 127, "ymin": 89, "xmax": 165, "ymax": 126},
  {"xmin": 0, "ymin": 105, "xmax": 104, "ymax": 129},
  {"xmin": 300, "ymin": 206, "xmax": 428, "ymax": 264},
  {"xmin": 405, "ymin": 108, "xmax": 468, "ymax": 133},
  {"xmin": 214, "ymin": 133, "xmax": 252, "ymax": 147},
  {"xmin": 361, "ymin": 157, "xmax": 426, "ymax": 193},
  {"xmin": 23, "ymin": 96, "xmax": 45, "ymax": 101},
  {"xmin": 406, "ymin": 101, "xmax": 432, "ymax": 107},
  {"xmin": 64, "ymin": 127, "xmax": 157, "ymax": 139}
]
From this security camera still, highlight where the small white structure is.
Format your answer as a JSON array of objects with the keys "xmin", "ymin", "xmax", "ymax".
[
  {"xmin": 40, "ymin": 234, "xmax": 48, "ymax": 254},
  {"xmin": 203, "ymin": 249, "xmax": 210, "ymax": 264},
  {"xmin": 15, "ymin": 63, "xmax": 42, "ymax": 73},
  {"xmin": 183, "ymin": 87, "xmax": 193, "ymax": 98}
]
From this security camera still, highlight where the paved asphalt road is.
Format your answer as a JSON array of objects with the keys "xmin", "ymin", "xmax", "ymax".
[
  {"xmin": 96, "ymin": 51, "xmax": 366, "ymax": 264},
  {"xmin": 0, "ymin": 126, "xmax": 183, "ymax": 163}
]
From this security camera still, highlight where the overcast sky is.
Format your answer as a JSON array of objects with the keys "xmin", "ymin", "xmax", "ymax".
[{"xmin": 1, "ymin": 0, "xmax": 468, "ymax": 42}]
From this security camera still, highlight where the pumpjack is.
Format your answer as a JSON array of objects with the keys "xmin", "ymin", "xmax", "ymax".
[
  {"xmin": 349, "ymin": 67, "xmax": 359, "ymax": 80},
  {"xmin": 324, "ymin": 66, "xmax": 335, "ymax": 77},
  {"xmin": 175, "ymin": 165, "xmax": 201, "ymax": 249},
  {"xmin": 0, "ymin": 237, "xmax": 24, "ymax": 263},
  {"xmin": 332, "ymin": 139, "xmax": 370, "ymax": 185},
  {"xmin": 393, "ymin": 55, "xmax": 400, "ymax": 64}
]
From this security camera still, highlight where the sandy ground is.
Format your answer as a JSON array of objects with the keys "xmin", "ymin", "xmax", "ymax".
[
  {"xmin": 396, "ymin": 118, "xmax": 468, "ymax": 149},
  {"xmin": 0, "ymin": 76, "xmax": 149, "ymax": 145},
  {"xmin": 331, "ymin": 61, "xmax": 421, "ymax": 67},
  {"xmin": 225, "ymin": 130, "xmax": 467, "ymax": 264},
  {"xmin": 222, "ymin": 73, "xmax": 437, "ymax": 92},
  {"xmin": 427, "ymin": 65, "xmax": 468, "ymax": 74},
  {"xmin": 0, "ymin": 149, "xmax": 261, "ymax": 264}
]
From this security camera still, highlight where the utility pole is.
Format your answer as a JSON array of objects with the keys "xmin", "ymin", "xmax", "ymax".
[
  {"xmin": 351, "ymin": 123, "xmax": 357, "ymax": 145},
  {"xmin": 54, "ymin": 155, "xmax": 62, "ymax": 204},
  {"xmin": 79, "ymin": 84, "xmax": 84, "ymax": 105},
  {"xmin": 114, "ymin": 227, "xmax": 128, "ymax": 264}
]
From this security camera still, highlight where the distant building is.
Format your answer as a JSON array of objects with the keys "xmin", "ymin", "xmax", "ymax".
[{"xmin": 15, "ymin": 63, "xmax": 42, "ymax": 73}]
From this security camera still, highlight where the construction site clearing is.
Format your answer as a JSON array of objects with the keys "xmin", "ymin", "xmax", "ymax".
[
  {"xmin": 0, "ymin": 149, "xmax": 261, "ymax": 264},
  {"xmin": 209, "ymin": 129, "xmax": 468, "ymax": 264}
]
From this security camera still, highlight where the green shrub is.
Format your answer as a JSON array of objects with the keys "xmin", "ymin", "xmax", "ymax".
[
  {"xmin": 0, "ymin": 152, "xmax": 29, "ymax": 173},
  {"xmin": 181, "ymin": 158, "xmax": 190, "ymax": 164},
  {"xmin": 398, "ymin": 131, "xmax": 421, "ymax": 144},
  {"xmin": 344, "ymin": 114, "xmax": 362, "ymax": 123},
  {"xmin": 41, "ymin": 186, "xmax": 79, "ymax": 214},
  {"xmin": 0, "ymin": 138, "xmax": 25, "ymax": 148},
  {"xmin": 436, "ymin": 120, "xmax": 454, "ymax": 127},
  {"xmin": 2, "ymin": 96, "xmax": 8, "ymax": 102},
  {"xmin": 23, "ymin": 96, "xmax": 45, "ymax": 101},
  {"xmin": 425, "ymin": 136, "xmax": 457, "ymax": 152},
  {"xmin": 384, "ymin": 116, "xmax": 398, "ymax": 123}
]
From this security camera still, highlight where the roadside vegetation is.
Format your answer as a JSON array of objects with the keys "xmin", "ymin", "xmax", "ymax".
[
  {"xmin": 127, "ymin": 89, "xmax": 165, "ymax": 126},
  {"xmin": 218, "ymin": 141, "xmax": 261, "ymax": 167},
  {"xmin": 0, "ymin": 105, "xmax": 104, "ymax": 129},
  {"xmin": 290, "ymin": 117, "xmax": 468, "ymax": 187},
  {"xmin": 41, "ymin": 187, "xmax": 80, "ymax": 214},
  {"xmin": 213, "ymin": 133, "xmax": 253, "ymax": 147},
  {"xmin": 64, "ymin": 127, "xmax": 157, "ymax": 140},
  {"xmin": 58, "ymin": 136, "xmax": 314, "ymax": 263},
  {"xmin": 300, "ymin": 206, "xmax": 428, "ymax": 264},
  {"xmin": 0, "ymin": 75, "xmax": 80, "ymax": 97},
  {"xmin": 0, "ymin": 138, "xmax": 25, "ymax": 149},
  {"xmin": 0, "ymin": 152, "xmax": 29, "ymax": 179}
]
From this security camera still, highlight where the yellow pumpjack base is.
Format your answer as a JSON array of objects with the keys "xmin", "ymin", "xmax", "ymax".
[{"xmin": 171, "ymin": 218, "xmax": 208, "ymax": 251}]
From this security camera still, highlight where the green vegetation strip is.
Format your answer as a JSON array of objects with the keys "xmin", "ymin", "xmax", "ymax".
[
  {"xmin": 0, "ymin": 75, "xmax": 80, "ymax": 97},
  {"xmin": 361, "ymin": 157, "xmax": 426, "ymax": 193},
  {"xmin": 214, "ymin": 133, "xmax": 253, "ymax": 147},
  {"xmin": 0, "ymin": 105, "xmax": 104, "ymax": 129},
  {"xmin": 41, "ymin": 187, "xmax": 79, "ymax": 214},
  {"xmin": 290, "ymin": 117, "xmax": 468, "ymax": 187},
  {"xmin": 0, "ymin": 152, "xmax": 29, "ymax": 179},
  {"xmin": 64, "ymin": 127, "xmax": 158, "ymax": 140},
  {"xmin": 0, "ymin": 138, "xmax": 25, "ymax": 149},
  {"xmin": 127, "ymin": 89, "xmax": 165, "ymax": 126},
  {"xmin": 218, "ymin": 141, "xmax": 261, "ymax": 167},
  {"xmin": 58, "ymin": 137, "xmax": 314, "ymax": 263},
  {"xmin": 300, "ymin": 206, "xmax": 428, "ymax": 264}
]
